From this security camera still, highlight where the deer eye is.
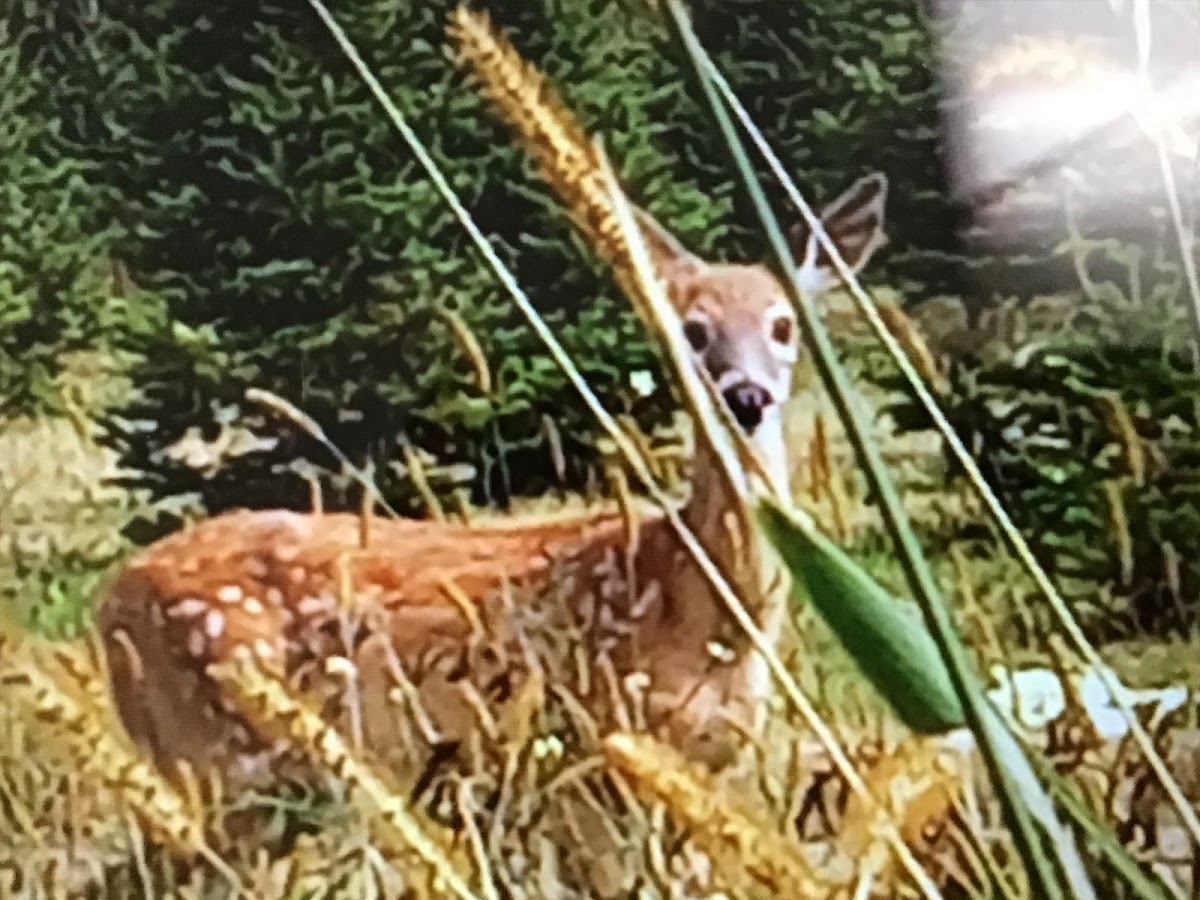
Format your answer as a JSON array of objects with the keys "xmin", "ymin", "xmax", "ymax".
[
  {"xmin": 683, "ymin": 319, "xmax": 710, "ymax": 352},
  {"xmin": 770, "ymin": 315, "xmax": 794, "ymax": 345}
]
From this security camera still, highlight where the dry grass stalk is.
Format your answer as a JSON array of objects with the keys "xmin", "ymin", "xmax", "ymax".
[
  {"xmin": 874, "ymin": 297, "xmax": 946, "ymax": 394},
  {"xmin": 0, "ymin": 627, "xmax": 233, "ymax": 881},
  {"xmin": 949, "ymin": 543, "xmax": 1005, "ymax": 666},
  {"xmin": 306, "ymin": 467, "xmax": 325, "ymax": 513},
  {"xmin": 602, "ymin": 731, "xmax": 830, "ymax": 895},
  {"xmin": 454, "ymin": 778, "xmax": 502, "ymax": 900},
  {"xmin": 809, "ymin": 411, "xmax": 852, "ymax": 542},
  {"xmin": 1103, "ymin": 479, "xmax": 1135, "ymax": 588},
  {"xmin": 441, "ymin": 308, "xmax": 494, "ymax": 397},
  {"xmin": 209, "ymin": 655, "xmax": 480, "ymax": 900},
  {"xmin": 606, "ymin": 465, "xmax": 641, "ymax": 558},
  {"xmin": 400, "ymin": 440, "xmax": 448, "ymax": 522},
  {"xmin": 359, "ymin": 459, "xmax": 375, "ymax": 550},
  {"xmin": 808, "ymin": 410, "xmax": 831, "ymax": 504},
  {"xmin": 1096, "ymin": 392, "xmax": 1146, "ymax": 486},
  {"xmin": 540, "ymin": 413, "xmax": 567, "ymax": 483},
  {"xmin": 245, "ymin": 387, "xmax": 398, "ymax": 517}
]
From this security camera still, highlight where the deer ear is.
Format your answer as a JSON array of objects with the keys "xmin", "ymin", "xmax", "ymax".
[
  {"xmin": 790, "ymin": 172, "xmax": 888, "ymax": 296},
  {"xmin": 632, "ymin": 207, "xmax": 707, "ymax": 283}
]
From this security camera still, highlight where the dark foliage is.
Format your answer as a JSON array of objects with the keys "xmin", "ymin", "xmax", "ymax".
[
  {"xmin": 0, "ymin": 26, "xmax": 163, "ymax": 415},
  {"xmin": 888, "ymin": 230, "xmax": 1200, "ymax": 639},
  {"xmin": 7, "ymin": 0, "xmax": 947, "ymax": 519}
]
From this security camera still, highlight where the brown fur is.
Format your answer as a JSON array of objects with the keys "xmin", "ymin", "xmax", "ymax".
[{"xmin": 97, "ymin": 173, "xmax": 890, "ymax": 790}]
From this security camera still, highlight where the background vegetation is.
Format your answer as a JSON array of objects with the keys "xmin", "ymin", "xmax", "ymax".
[{"xmin": 4, "ymin": 0, "xmax": 951, "ymax": 516}]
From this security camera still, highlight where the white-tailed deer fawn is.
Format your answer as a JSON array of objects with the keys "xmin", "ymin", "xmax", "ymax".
[{"xmin": 98, "ymin": 173, "xmax": 888, "ymax": 790}]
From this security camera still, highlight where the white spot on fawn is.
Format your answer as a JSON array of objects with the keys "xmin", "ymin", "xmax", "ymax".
[
  {"xmin": 187, "ymin": 629, "xmax": 206, "ymax": 658},
  {"xmin": 217, "ymin": 584, "xmax": 243, "ymax": 604},
  {"xmin": 297, "ymin": 594, "xmax": 332, "ymax": 617},
  {"xmin": 625, "ymin": 671, "xmax": 651, "ymax": 691},
  {"xmin": 229, "ymin": 722, "xmax": 256, "ymax": 748},
  {"xmin": 324, "ymin": 656, "xmax": 357, "ymax": 677},
  {"xmin": 599, "ymin": 575, "xmax": 625, "ymax": 602},
  {"xmin": 204, "ymin": 609, "xmax": 226, "ymax": 639},
  {"xmin": 631, "ymin": 580, "xmax": 662, "ymax": 617},
  {"xmin": 706, "ymin": 640, "xmax": 735, "ymax": 664},
  {"xmin": 243, "ymin": 596, "xmax": 264, "ymax": 616},
  {"xmin": 255, "ymin": 509, "xmax": 309, "ymax": 532},
  {"xmin": 233, "ymin": 643, "xmax": 261, "ymax": 664},
  {"xmin": 592, "ymin": 549, "xmax": 618, "ymax": 580},
  {"xmin": 167, "ymin": 597, "xmax": 208, "ymax": 619}
]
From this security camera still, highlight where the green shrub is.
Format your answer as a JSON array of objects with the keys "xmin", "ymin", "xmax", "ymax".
[
  {"xmin": 0, "ymin": 30, "xmax": 162, "ymax": 417},
  {"xmin": 888, "ymin": 233, "xmax": 1200, "ymax": 639},
  {"xmin": 688, "ymin": 0, "xmax": 956, "ymax": 294},
  {"xmin": 12, "ymin": 0, "xmax": 949, "ymax": 519}
]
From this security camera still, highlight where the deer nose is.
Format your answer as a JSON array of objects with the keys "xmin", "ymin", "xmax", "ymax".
[{"xmin": 721, "ymin": 381, "xmax": 772, "ymax": 432}]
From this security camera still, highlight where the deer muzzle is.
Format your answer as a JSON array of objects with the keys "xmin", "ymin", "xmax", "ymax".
[{"xmin": 722, "ymin": 380, "xmax": 772, "ymax": 433}]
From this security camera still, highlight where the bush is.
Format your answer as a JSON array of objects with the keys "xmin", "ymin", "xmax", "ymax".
[
  {"xmin": 13, "ymin": 0, "xmax": 950, "ymax": 520},
  {"xmin": 0, "ymin": 28, "xmax": 162, "ymax": 417},
  {"xmin": 888, "ymin": 231, "xmax": 1200, "ymax": 639}
]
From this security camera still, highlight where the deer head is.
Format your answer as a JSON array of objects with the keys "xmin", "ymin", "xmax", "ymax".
[{"xmin": 634, "ymin": 172, "xmax": 889, "ymax": 490}]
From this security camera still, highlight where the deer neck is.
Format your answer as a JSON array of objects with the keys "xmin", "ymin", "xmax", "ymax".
[
  {"xmin": 643, "ymin": 405, "xmax": 791, "ymax": 743},
  {"xmin": 677, "ymin": 408, "xmax": 790, "ymax": 624}
]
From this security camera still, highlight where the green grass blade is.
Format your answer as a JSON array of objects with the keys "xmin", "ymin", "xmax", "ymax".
[
  {"xmin": 656, "ymin": 2, "xmax": 1083, "ymax": 896},
  {"xmin": 756, "ymin": 496, "xmax": 964, "ymax": 734},
  {"xmin": 976, "ymin": 705, "xmax": 1101, "ymax": 900}
]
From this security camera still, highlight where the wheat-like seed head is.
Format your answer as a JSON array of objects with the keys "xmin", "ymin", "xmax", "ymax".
[
  {"xmin": 602, "ymin": 731, "xmax": 829, "ymax": 894},
  {"xmin": 449, "ymin": 5, "xmax": 767, "ymax": 518},
  {"xmin": 447, "ymin": 6, "xmax": 651, "ymax": 309}
]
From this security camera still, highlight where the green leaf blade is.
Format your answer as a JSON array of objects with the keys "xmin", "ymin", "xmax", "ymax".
[{"xmin": 756, "ymin": 496, "xmax": 965, "ymax": 734}]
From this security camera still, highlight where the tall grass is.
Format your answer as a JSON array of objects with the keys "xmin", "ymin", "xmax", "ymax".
[
  {"xmin": 698, "ymin": 35, "xmax": 1200, "ymax": 854},
  {"xmin": 656, "ymin": 2, "xmax": 1092, "ymax": 896}
]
